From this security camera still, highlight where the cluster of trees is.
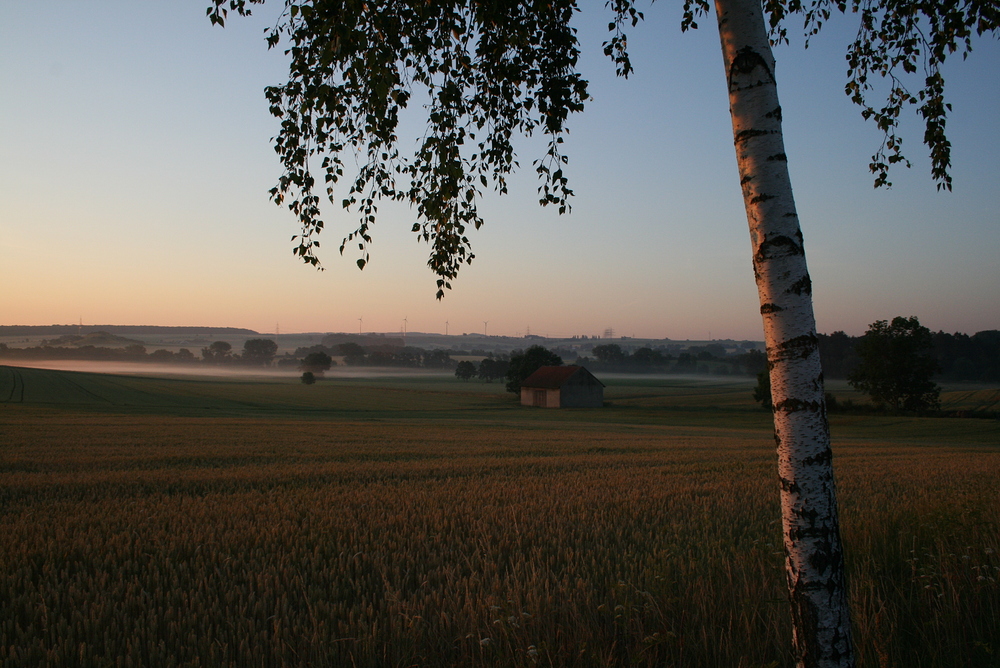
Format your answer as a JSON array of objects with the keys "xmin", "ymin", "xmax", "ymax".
[
  {"xmin": 580, "ymin": 343, "xmax": 767, "ymax": 377},
  {"xmin": 818, "ymin": 328, "xmax": 1000, "ymax": 382},
  {"xmin": 0, "ymin": 338, "xmax": 281, "ymax": 367},
  {"xmin": 455, "ymin": 345, "xmax": 564, "ymax": 395},
  {"xmin": 200, "ymin": 339, "xmax": 279, "ymax": 366},
  {"xmin": 291, "ymin": 343, "xmax": 456, "ymax": 371},
  {"xmin": 454, "ymin": 357, "xmax": 509, "ymax": 383},
  {"xmin": 0, "ymin": 342, "xmax": 182, "ymax": 362},
  {"xmin": 757, "ymin": 317, "xmax": 994, "ymax": 414}
]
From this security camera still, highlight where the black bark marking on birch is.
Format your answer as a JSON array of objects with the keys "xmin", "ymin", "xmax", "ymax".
[
  {"xmin": 766, "ymin": 152, "xmax": 787, "ymax": 161},
  {"xmin": 740, "ymin": 174, "xmax": 754, "ymax": 185},
  {"xmin": 754, "ymin": 234, "xmax": 803, "ymax": 263},
  {"xmin": 801, "ymin": 448, "xmax": 833, "ymax": 467},
  {"xmin": 750, "ymin": 193, "xmax": 776, "ymax": 204},
  {"xmin": 760, "ymin": 302, "xmax": 784, "ymax": 314},
  {"xmin": 786, "ymin": 274, "xmax": 812, "ymax": 295},
  {"xmin": 729, "ymin": 46, "xmax": 774, "ymax": 89},
  {"xmin": 782, "ymin": 212, "xmax": 798, "ymax": 217},
  {"xmin": 775, "ymin": 397, "xmax": 822, "ymax": 413},
  {"xmin": 734, "ymin": 128, "xmax": 769, "ymax": 144},
  {"xmin": 809, "ymin": 546, "xmax": 834, "ymax": 570},
  {"xmin": 791, "ymin": 507, "xmax": 822, "ymax": 531},
  {"xmin": 808, "ymin": 542, "xmax": 841, "ymax": 581},
  {"xmin": 765, "ymin": 105, "xmax": 782, "ymax": 121},
  {"xmin": 779, "ymin": 475, "xmax": 800, "ymax": 493},
  {"xmin": 772, "ymin": 333, "xmax": 818, "ymax": 361}
]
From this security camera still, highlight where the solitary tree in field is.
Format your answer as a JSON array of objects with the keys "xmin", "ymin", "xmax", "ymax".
[
  {"xmin": 300, "ymin": 350, "xmax": 333, "ymax": 376},
  {"xmin": 849, "ymin": 316, "xmax": 941, "ymax": 412},
  {"xmin": 209, "ymin": 1, "xmax": 996, "ymax": 664}
]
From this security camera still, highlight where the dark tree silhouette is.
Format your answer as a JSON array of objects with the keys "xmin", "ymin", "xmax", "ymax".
[
  {"xmin": 754, "ymin": 369, "xmax": 773, "ymax": 410},
  {"xmin": 202, "ymin": 341, "xmax": 232, "ymax": 364},
  {"xmin": 242, "ymin": 338, "xmax": 279, "ymax": 366},
  {"xmin": 477, "ymin": 357, "xmax": 509, "ymax": 383},
  {"xmin": 505, "ymin": 346, "xmax": 562, "ymax": 394},
  {"xmin": 423, "ymin": 349, "xmax": 455, "ymax": 368},
  {"xmin": 454, "ymin": 360, "xmax": 476, "ymax": 381},
  {"xmin": 592, "ymin": 344, "xmax": 627, "ymax": 364},
  {"xmin": 849, "ymin": 316, "xmax": 941, "ymax": 411},
  {"xmin": 337, "ymin": 342, "xmax": 366, "ymax": 365},
  {"xmin": 300, "ymin": 351, "xmax": 333, "ymax": 376}
]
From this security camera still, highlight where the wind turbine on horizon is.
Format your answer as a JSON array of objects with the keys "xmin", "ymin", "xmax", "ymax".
[
  {"xmin": 483, "ymin": 321, "xmax": 488, "ymax": 337},
  {"xmin": 358, "ymin": 317, "xmax": 363, "ymax": 335}
]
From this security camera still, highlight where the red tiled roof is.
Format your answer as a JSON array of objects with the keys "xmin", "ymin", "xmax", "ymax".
[{"xmin": 522, "ymin": 365, "xmax": 602, "ymax": 389}]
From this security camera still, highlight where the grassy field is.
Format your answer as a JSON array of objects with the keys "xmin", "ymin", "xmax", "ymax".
[{"xmin": 1, "ymin": 365, "xmax": 999, "ymax": 667}]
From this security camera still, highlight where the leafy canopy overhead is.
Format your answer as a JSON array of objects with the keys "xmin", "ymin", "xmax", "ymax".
[{"xmin": 208, "ymin": 0, "xmax": 997, "ymax": 296}]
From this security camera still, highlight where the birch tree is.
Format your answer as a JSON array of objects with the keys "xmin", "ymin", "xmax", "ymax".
[
  {"xmin": 208, "ymin": 1, "xmax": 998, "ymax": 665},
  {"xmin": 714, "ymin": 0, "xmax": 852, "ymax": 661}
]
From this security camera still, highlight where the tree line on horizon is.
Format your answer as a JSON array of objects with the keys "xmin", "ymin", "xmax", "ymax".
[
  {"xmin": 1, "ymin": 326, "xmax": 997, "ymax": 382},
  {"xmin": 752, "ymin": 316, "xmax": 1000, "ymax": 418},
  {"xmin": 0, "ymin": 337, "xmax": 280, "ymax": 367},
  {"xmin": 565, "ymin": 328, "xmax": 1000, "ymax": 382},
  {"xmin": 817, "ymin": 328, "xmax": 1000, "ymax": 382}
]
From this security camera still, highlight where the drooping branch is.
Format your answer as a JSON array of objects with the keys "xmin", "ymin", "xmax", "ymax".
[{"xmin": 212, "ymin": 0, "xmax": 589, "ymax": 298}]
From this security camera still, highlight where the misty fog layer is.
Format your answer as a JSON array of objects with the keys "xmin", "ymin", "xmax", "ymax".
[{"xmin": 3, "ymin": 360, "xmax": 457, "ymax": 380}]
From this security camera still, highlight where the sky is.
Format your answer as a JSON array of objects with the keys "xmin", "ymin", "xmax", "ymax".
[{"xmin": 2, "ymin": 1, "xmax": 997, "ymax": 341}]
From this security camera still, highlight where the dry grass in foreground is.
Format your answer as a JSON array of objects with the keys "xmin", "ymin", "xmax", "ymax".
[{"xmin": 1, "ymin": 407, "xmax": 998, "ymax": 667}]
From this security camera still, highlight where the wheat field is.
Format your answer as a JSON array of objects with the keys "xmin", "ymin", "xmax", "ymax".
[{"xmin": 1, "ymin": 368, "xmax": 998, "ymax": 667}]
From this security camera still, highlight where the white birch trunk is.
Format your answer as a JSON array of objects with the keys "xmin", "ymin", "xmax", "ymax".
[{"xmin": 712, "ymin": 0, "xmax": 855, "ymax": 665}]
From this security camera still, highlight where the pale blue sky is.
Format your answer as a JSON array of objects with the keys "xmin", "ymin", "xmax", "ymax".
[{"xmin": 2, "ymin": 1, "xmax": 997, "ymax": 340}]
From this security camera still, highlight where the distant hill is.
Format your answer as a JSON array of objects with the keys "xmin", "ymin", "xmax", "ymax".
[
  {"xmin": 42, "ymin": 331, "xmax": 144, "ymax": 348},
  {"xmin": 0, "ymin": 325, "xmax": 259, "ymax": 337},
  {"xmin": 321, "ymin": 333, "xmax": 406, "ymax": 350}
]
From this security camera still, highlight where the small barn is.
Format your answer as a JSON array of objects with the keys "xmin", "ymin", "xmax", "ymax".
[{"xmin": 520, "ymin": 366, "xmax": 604, "ymax": 408}]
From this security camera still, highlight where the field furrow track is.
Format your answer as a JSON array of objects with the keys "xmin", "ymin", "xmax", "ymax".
[
  {"xmin": 48, "ymin": 372, "xmax": 114, "ymax": 404},
  {"xmin": 1, "ymin": 365, "xmax": 125, "ymax": 406},
  {"xmin": 0, "ymin": 366, "xmax": 25, "ymax": 403},
  {"xmin": 941, "ymin": 388, "xmax": 1000, "ymax": 413}
]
